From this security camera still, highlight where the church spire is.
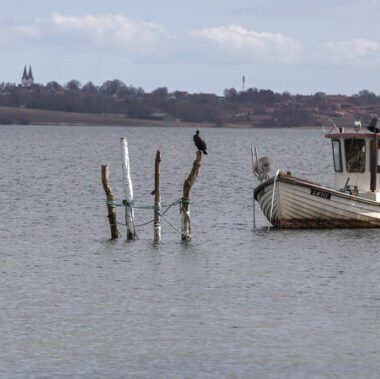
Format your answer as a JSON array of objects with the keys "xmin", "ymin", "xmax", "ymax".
[
  {"xmin": 22, "ymin": 65, "xmax": 27, "ymax": 80},
  {"xmin": 28, "ymin": 65, "xmax": 33, "ymax": 80}
]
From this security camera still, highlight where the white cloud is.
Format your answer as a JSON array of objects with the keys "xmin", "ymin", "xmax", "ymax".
[
  {"xmin": 189, "ymin": 25, "xmax": 300, "ymax": 63},
  {"xmin": 14, "ymin": 25, "xmax": 41, "ymax": 40},
  {"xmin": 324, "ymin": 38, "xmax": 380, "ymax": 63},
  {"xmin": 0, "ymin": 22, "xmax": 41, "ymax": 47},
  {"xmin": 51, "ymin": 13, "xmax": 171, "ymax": 53}
]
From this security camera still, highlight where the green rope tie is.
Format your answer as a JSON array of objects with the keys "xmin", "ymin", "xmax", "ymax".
[
  {"xmin": 105, "ymin": 198, "xmax": 193, "ymax": 237},
  {"xmin": 106, "ymin": 200, "xmax": 122, "ymax": 207},
  {"xmin": 122, "ymin": 199, "xmax": 134, "ymax": 207},
  {"xmin": 179, "ymin": 198, "xmax": 190, "ymax": 213},
  {"xmin": 106, "ymin": 198, "xmax": 191, "ymax": 210}
]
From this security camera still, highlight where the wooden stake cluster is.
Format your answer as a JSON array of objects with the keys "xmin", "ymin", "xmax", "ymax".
[
  {"xmin": 181, "ymin": 151, "xmax": 202, "ymax": 240},
  {"xmin": 101, "ymin": 164, "xmax": 119, "ymax": 239},
  {"xmin": 102, "ymin": 140, "xmax": 203, "ymax": 242}
]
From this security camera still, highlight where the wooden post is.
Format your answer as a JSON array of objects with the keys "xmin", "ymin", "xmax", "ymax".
[
  {"xmin": 251, "ymin": 147, "xmax": 255, "ymax": 174},
  {"xmin": 154, "ymin": 150, "xmax": 162, "ymax": 242},
  {"xmin": 120, "ymin": 137, "xmax": 137, "ymax": 240},
  {"xmin": 181, "ymin": 151, "xmax": 202, "ymax": 240},
  {"xmin": 101, "ymin": 165, "xmax": 119, "ymax": 239},
  {"xmin": 253, "ymin": 188, "xmax": 256, "ymax": 229}
]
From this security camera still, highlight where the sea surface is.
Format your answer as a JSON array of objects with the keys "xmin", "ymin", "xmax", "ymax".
[{"xmin": 0, "ymin": 125, "xmax": 379, "ymax": 378}]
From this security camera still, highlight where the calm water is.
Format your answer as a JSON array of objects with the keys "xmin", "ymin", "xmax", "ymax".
[{"xmin": 0, "ymin": 125, "xmax": 379, "ymax": 378}]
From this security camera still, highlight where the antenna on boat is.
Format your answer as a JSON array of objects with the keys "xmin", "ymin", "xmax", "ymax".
[
  {"xmin": 327, "ymin": 119, "xmax": 340, "ymax": 133},
  {"xmin": 251, "ymin": 146, "xmax": 273, "ymax": 182}
]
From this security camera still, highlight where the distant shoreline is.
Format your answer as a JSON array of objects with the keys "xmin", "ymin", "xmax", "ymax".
[
  {"xmin": 0, "ymin": 105, "xmax": 325, "ymax": 129},
  {"xmin": 0, "ymin": 105, "xmax": 226, "ymax": 128}
]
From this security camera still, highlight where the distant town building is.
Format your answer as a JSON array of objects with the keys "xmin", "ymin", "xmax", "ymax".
[{"xmin": 21, "ymin": 65, "xmax": 34, "ymax": 87}]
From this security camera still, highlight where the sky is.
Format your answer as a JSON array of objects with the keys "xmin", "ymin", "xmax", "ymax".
[{"xmin": 2, "ymin": 0, "xmax": 380, "ymax": 95}]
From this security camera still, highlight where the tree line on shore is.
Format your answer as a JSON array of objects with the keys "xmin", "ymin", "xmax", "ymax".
[{"xmin": 1, "ymin": 79, "xmax": 379, "ymax": 126}]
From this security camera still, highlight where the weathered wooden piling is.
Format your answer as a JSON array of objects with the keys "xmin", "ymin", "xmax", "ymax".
[
  {"xmin": 154, "ymin": 150, "xmax": 162, "ymax": 242},
  {"xmin": 253, "ymin": 188, "xmax": 256, "ymax": 229},
  {"xmin": 120, "ymin": 137, "xmax": 137, "ymax": 240},
  {"xmin": 181, "ymin": 151, "xmax": 202, "ymax": 240},
  {"xmin": 251, "ymin": 146, "xmax": 260, "ymax": 228},
  {"xmin": 101, "ymin": 164, "xmax": 119, "ymax": 239},
  {"xmin": 251, "ymin": 147, "xmax": 256, "ymax": 174}
]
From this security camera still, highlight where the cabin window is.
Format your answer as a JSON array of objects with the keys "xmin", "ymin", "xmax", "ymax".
[
  {"xmin": 344, "ymin": 138, "xmax": 365, "ymax": 173},
  {"xmin": 332, "ymin": 139, "xmax": 342, "ymax": 172}
]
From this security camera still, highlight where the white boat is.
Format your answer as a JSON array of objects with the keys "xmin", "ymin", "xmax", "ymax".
[{"xmin": 253, "ymin": 119, "xmax": 380, "ymax": 228}]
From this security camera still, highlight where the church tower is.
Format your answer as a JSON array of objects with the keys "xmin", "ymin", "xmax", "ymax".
[{"xmin": 21, "ymin": 65, "xmax": 34, "ymax": 87}]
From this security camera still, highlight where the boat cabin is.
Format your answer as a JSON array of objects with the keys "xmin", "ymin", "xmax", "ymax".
[{"xmin": 325, "ymin": 128, "xmax": 380, "ymax": 201}]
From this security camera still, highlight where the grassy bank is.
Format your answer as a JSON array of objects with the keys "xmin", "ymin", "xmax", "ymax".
[{"xmin": 0, "ymin": 106, "xmax": 217, "ymax": 128}]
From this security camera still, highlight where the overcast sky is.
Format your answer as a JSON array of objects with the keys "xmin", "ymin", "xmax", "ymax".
[{"xmin": 2, "ymin": 0, "xmax": 380, "ymax": 95}]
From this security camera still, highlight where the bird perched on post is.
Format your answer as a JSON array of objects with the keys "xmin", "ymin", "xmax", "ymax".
[{"xmin": 193, "ymin": 130, "xmax": 208, "ymax": 155}]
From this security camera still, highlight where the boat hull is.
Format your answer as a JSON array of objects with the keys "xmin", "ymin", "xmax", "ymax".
[{"xmin": 254, "ymin": 174, "xmax": 380, "ymax": 228}]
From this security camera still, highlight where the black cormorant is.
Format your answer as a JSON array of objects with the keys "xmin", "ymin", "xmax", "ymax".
[{"xmin": 193, "ymin": 130, "xmax": 207, "ymax": 155}]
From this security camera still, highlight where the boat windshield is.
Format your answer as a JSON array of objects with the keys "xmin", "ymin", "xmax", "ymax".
[
  {"xmin": 345, "ymin": 138, "xmax": 365, "ymax": 173},
  {"xmin": 332, "ymin": 140, "xmax": 342, "ymax": 172}
]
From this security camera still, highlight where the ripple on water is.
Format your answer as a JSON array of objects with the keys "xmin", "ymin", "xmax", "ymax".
[{"xmin": 0, "ymin": 125, "xmax": 379, "ymax": 377}]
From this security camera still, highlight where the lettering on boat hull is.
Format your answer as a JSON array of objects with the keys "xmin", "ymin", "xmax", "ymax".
[{"xmin": 310, "ymin": 188, "xmax": 331, "ymax": 200}]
